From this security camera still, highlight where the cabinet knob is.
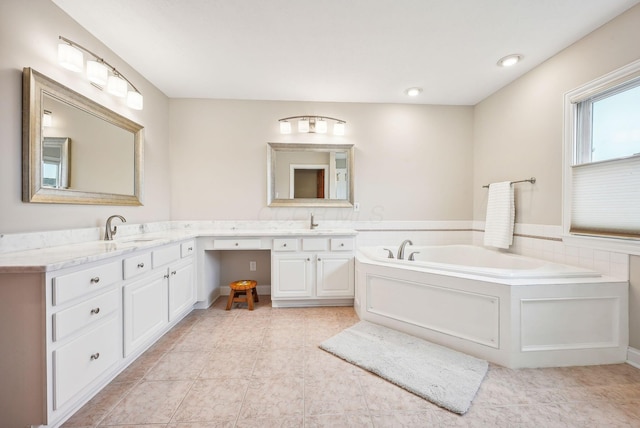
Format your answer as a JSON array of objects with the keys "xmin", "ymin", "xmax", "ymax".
[
  {"xmin": 188, "ymin": 247, "xmax": 193, "ymax": 251},
  {"xmin": 171, "ymin": 270, "xmax": 177, "ymax": 275},
  {"xmin": 164, "ymin": 274, "xmax": 170, "ymax": 279},
  {"xmin": 90, "ymin": 277, "xmax": 100, "ymax": 284},
  {"xmin": 90, "ymin": 352, "xmax": 100, "ymax": 361},
  {"xmin": 306, "ymin": 258, "xmax": 311, "ymax": 261},
  {"xmin": 340, "ymin": 243, "xmax": 345, "ymax": 247},
  {"xmin": 90, "ymin": 307, "xmax": 100, "ymax": 315},
  {"xmin": 318, "ymin": 258, "xmax": 322, "ymax": 261},
  {"xmin": 137, "ymin": 262, "xmax": 145, "ymax": 268},
  {"xmin": 235, "ymin": 242, "xmax": 239, "ymax": 246}
]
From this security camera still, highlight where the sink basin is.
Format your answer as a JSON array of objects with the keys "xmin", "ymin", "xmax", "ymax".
[{"xmin": 122, "ymin": 237, "xmax": 158, "ymax": 243}]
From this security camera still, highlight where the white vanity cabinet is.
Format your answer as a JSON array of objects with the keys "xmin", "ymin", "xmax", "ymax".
[
  {"xmin": 48, "ymin": 259, "xmax": 125, "ymax": 418},
  {"xmin": 123, "ymin": 240, "xmax": 195, "ymax": 356},
  {"xmin": 271, "ymin": 236, "xmax": 354, "ymax": 307}
]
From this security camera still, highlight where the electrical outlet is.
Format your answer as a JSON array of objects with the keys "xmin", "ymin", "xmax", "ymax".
[
  {"xmin": 249, "ymin": 261, "xmax": 256, "ymax": 271},
  {"xmin": 354, "ymin": 202, "xmax": 360, "ymax": 212}
]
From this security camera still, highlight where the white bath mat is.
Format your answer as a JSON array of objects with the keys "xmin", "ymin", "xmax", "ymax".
[{"xmin": 319, "ymin": 320, "xmax": 488, "ymax": 415}]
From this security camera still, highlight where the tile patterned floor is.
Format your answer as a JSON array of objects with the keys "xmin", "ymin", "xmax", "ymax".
[{"xmin": 63, "ymin": 297, "xmax": 640, "ymax": 427}]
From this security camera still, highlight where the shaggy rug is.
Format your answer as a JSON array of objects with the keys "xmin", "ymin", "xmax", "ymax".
[{"xmin": 319, "ymin": 321, "xmax": 488, "ymax": 414}]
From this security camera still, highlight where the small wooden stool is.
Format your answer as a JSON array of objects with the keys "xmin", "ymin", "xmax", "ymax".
[{"xmin": 225, "ymin": 280, "xmax": 259, "ymax": 310}]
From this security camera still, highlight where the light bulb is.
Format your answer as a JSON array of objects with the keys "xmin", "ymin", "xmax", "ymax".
[
  {"xmin": 87, "ymin": 60, "xmax": 108, "ymax": 86},
  {"xmin": 315, "ymin": 118, "xmax": 327, "ymax": 133},
  {"xmin": 280, "ymin": 121, "xmax": 291, "ymax": 134},
  {"xmin": 58, "ymin": 43, "xmax": 83, "ymax": 72},
  {"xmin": 126, "ymin": 90, "xmax": 144, "ymax": 110},
  {"xmin": 107, "ymin": 74, "xmax": 128, "ymax": 97},
  {"xmin": 497, "ymin": 54, "xmax": 523, "ymax": 67},
  {"xmin": 406, "ymin": 87, "xmax": 422, "ymax": 97},
  {"xmin": 298, "ymin": 118, "xmax": 310, "ymax": 133},
  {"xmin": 43, "ymin": 110, "xmax": 52, "ymax": 127},
  {"xmin": 333, "ymin": 122, "xmax": 345, "ymax": 136}
]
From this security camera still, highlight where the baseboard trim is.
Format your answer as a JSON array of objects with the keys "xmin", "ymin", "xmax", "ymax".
[{"xmin": 627, "ymin": 347, "xmax": 640, "ymax": 369}]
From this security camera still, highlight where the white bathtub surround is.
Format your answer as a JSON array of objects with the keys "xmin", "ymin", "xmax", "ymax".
[
  {"xmin": 483, "ymin": 182, "xmax": 515, "ymax": 249},
  {"xmin": 320, "ymin": 320, "xmax": 488, "ymax": 415},
  {"xmin": 474, "ymin": 221, "xmax": 630, "ymax": 281},
  {"xmin": 355, "ymin": 246, "xmax": 629, "ymax": 368},
  {"xmin": 628, "ymin": 347, "xmax": 640, "ymax": 369}
]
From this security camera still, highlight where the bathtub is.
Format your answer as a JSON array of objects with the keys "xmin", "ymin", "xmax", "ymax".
[{"xmin": 355, "ymin": 245, "xmax": 629, "ymax": 368}]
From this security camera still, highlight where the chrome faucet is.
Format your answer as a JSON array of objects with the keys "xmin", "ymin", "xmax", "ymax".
[
  {"xmin": 397, "ymin": 239, "xmax": 413, "ymax": 260},
  {"xmin": 310, "ymin": 213, "xmax": 319, "ymax": 230},
  {"xmin": 104, "ymin": 215, "xmax": 126, "ymax": 241}
]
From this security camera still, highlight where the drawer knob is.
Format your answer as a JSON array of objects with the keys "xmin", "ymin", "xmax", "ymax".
[
  {"xmin": 283, "ymin": 243, "xmax": 287, "ymax": 247},
  {"xmin": 90, "ymin": 353, "xmax": 100, "ymax": 361},
  {"xmin": 235, "ymin": 242, "xmax": 239, "ymax": 246},
  {"xmin": 90, "ymin": 277, "xmax": 100, "ymax": 284},
  {"xmin": 306, "ymin": 258, "xmax": 311, "ymax": 261},
  {"xmin": 138, "ymin": 262, "xmax": 145, "ymax": 268},
  {"xmin": 188, "ymin": 247, "xmax": 193, "ymax": 251},
  {"xmin": 318, "ymin": 258, "xmax": 322, "ymax": 261},
  {"xmin": 90, "ymin": 307, "xmax": 100, "ymax": 315},
  {"xmin": 340, "ymin": 243, "xmax": 345, "ymax": 247}
]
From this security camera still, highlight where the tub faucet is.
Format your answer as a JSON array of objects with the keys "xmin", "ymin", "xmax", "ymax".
[
  {"xmin": 310, "ymin": 213, "xmax": 319, "ymax": 230},
  {"xmin": 397, "ymin": 239, "xmax": 413, "ymax": 260},
  {"xmin": 104, "ymin": 215, "xmax": 126, "ymax": 241}
]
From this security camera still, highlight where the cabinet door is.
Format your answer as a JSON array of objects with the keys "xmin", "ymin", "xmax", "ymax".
[
  {"xmin": 272, "ymin": 253, "xmax": 313, "ymax": 298},
  {"xmin": 123, "ymin": 272, "xmax": 168, "ymax": 357},
  {"xmin": 168, "ymin": 261, "xmax": 195, "ymax": 322},
  {"xmin": 316, "ymin": 253, "xmax": 354, "ymax": 297}
]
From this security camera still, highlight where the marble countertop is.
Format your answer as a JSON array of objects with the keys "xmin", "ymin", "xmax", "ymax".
[{"xmin": 0, "ymin": 227, "xmax": 357, "ymax": 273}]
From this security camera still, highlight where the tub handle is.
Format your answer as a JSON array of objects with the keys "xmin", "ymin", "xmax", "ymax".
[
  {"xmin": 408, "ymin": 251, "xmax": 420, "ymax": 261},
  {"xmin": 383, "ymin": 248, "xmax": 394, "ymax": 259}
]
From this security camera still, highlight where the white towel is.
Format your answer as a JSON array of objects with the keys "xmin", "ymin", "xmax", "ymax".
[{"xmin": 483, "ymin": 181, "xmax": 514, "ymax": 249}]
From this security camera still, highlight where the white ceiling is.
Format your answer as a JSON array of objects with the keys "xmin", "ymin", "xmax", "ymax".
[{"xmin": 52, "ymin": 0, "xmax": 639, "ymax": 105}]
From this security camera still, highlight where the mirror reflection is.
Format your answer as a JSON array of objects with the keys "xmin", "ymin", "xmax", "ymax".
[
  {"xmin": 42, "ymin": 95, "xmax": 135, "ymax": 195},
  {"xmin": 267, "ymin": 142, "xmax": 354, "ymax": 207},
  {"xmin": 23, "ymin": 68, "xmax": 144, "ymax": 205}
]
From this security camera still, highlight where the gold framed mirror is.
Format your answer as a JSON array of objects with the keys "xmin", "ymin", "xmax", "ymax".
[
  {"xmin": 267, "ymin": 142, "xmax": 354, "ymax": 207},
  {"xmin": 22, "ymin": 68, "xmax": 144, "ymax": 205}
]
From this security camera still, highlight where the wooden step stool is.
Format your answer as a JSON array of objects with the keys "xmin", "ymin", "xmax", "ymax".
[{"xmin": 225, "ymin": 280, "xmax": 259, "ymax": 310}]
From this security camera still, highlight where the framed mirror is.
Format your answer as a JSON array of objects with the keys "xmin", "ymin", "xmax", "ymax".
[
  {"xmin": 22, "ymin": 68, "xmax": 144, "ymax": 205},
  {"xmin": 267, "ymin": 142, "xmax": 354, "ymax": 207}
]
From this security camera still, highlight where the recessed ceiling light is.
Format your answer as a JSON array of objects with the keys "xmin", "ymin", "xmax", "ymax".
[
  {"xmin": 405, "ymin": 87, "xmax": 423, "ymax": 97},
  {"xmin": 497, "ymin": 54, "xmax": 523, "ymax": 67}
]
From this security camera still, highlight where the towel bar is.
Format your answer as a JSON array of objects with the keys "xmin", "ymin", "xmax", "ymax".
[{"xmin": 482, "ymin": 177, "xmax": 536, "ymax": 189}]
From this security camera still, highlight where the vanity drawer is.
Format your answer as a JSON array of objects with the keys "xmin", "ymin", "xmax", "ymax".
[
  {"xmin": 330, "ymin": 238, "xmax": 354, "ymax": 251},
  {"xmin": 273, "ymin": 238, "xmax": 299, "ymax": 252},
  {"xmin": 53, "ymin": 289, "xmax": 119, "ymax": 342},
  {"xmin": 152, "ymin": 244, "xmax": 181, "ymax": 268},
  {"xmin": 53, "ymin": 316, "xmax": 120, "ymax": 410},
  {"xmin": 302, "ymin": 238, "xmax": 328, "ymax": 251},
  {"xmin": 53, "ymin": 260, "xmax": 122, "ymax": 306},
  {"xmin": 213, "ymin": 239, "xmax": 262, "ymax": 250},
  {"xmin": 123, "ymin": 252, "xmax": 152, "ymax": 279},
  {"xmin": 181, "ymin": 240, "xmax": 195, "ymax": 257}
]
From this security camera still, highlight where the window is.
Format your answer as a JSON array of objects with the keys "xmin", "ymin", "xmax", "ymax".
[{"xmin": 564, "ymin": 60, "xmax": 640, "ymax": 241}]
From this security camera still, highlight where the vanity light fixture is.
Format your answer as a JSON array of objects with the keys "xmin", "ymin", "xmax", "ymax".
[
  {"xmin": 57, "ymin": 36, "xmax": 144, "ymax": 110},
  {"xmin": 279, "ymin": 116, "xmax": 347, "ymax": 135},
  {"xmin": 497, "ymin": 54, "xmax": 523, "ymax": 67}
]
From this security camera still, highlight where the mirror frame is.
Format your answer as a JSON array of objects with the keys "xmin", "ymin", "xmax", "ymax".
[
  {"xmin": 267, "ymin": 142, "xmax": 354, "ymax": 208},
  {"xmin": 22, "ymin": 67, "xmax": 144, "ymax": 205}
]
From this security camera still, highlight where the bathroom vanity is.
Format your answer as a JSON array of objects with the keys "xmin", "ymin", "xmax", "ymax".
[{"xmin": 0, "ymin": 226, "xmax": 356, "ymax": 427}]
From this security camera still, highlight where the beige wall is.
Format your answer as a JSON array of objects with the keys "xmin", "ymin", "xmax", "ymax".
[
  {"xmin": 0, "ymin": 0, "xmax": 172, "ymax": 234},
  {"xmin": 169, "ymin": 100, "xmax": 474, "ymax": 222},
  {"xmin": 473, "ymin": 5, "xmax": 640, "ymax": 226}
]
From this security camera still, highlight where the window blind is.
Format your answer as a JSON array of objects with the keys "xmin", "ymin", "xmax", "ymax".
[{"xmin": 571, "ymin": 155, "xmax": 640, "ymax": 238}]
